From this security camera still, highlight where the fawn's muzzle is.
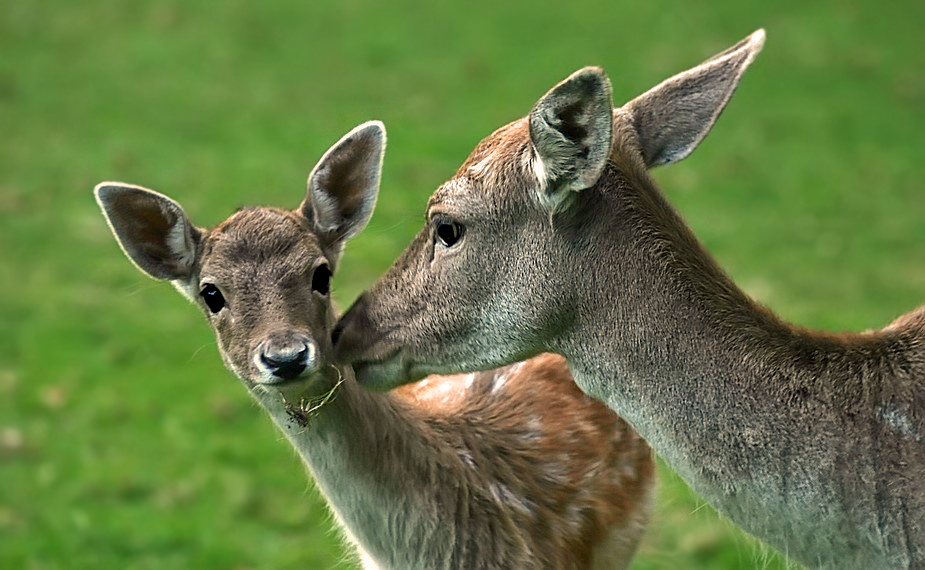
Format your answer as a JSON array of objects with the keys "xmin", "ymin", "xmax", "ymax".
[{"xmin": 257, "ymin": 333, "xmax": 316, "ymax": 382}]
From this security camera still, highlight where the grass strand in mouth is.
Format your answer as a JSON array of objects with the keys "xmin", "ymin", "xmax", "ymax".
[{"xmin": 285, "ymin": 367, "xmax": 346, "ymax": 429}]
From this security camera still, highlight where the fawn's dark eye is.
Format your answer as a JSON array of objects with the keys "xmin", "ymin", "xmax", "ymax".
[
  {"xmin": 200, "ymin": 284, "xmax": 225, "ymax": 314},
  {"xmin": 312, "ymin": 263, "xmax": 332, "ymax": 295},
  {"xmin": 435, "ymin": 221, "xmax": 464, "ymax": 247}
]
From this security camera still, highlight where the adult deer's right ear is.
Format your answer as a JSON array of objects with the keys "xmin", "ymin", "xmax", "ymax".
[
  {"xmin": 95, "ymin": 183, "xmax": 201, "ymax": 281},
  {"xmin": 301, "ymin": 121, "xmax": 385, "ymax": 247},
  {"xmin": 528, "ymin": 67, "xmax": 614, "ymax": 210}
]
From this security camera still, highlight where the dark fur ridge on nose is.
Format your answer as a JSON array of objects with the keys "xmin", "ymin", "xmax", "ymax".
[{"xmin": 259, "ymin": 333, "xmax": 314, "ymax": 381}]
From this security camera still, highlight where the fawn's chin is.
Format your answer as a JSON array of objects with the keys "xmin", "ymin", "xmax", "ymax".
[
  {"xmin": 248, "ymin": 367, "xmax": 319, "ymax": 390},
  {"xmin": 247, "ymin": 370, "xmax": 333, "ymax": 401}
]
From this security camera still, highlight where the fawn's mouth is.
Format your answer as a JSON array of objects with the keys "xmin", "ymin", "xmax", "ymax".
[
  {"xmin": 247, "ymin": 363, "xmax": 343, "ymax": 404},
  {"xmin": 257, "ymin": 373, "xmax": 307, "ymax": 388}
]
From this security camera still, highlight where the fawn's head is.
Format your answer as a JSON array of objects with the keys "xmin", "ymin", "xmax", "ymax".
[
  {"xmin": 97, "ymin": 122, "xmax": 384, "ymax": 397},
  {"xmin": 334, "ymin": 31, "xmax": 765, "ymax": 390}
]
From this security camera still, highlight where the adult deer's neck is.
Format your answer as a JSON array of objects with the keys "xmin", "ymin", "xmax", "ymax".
[
  {"xmin": 562, "ymin": 154, "xmax": 819, "ymax": 492},
  {"xmin": 565, "ymin": 133, "xmax": 819, "ymax": 381},
  {"xmin": 559, "ymin": 154, "xmax": 791, "ymax": 388},
  {"xmin": 554, "ymin": 144, "xmax": 916, "ymax": 552},
  {"xmin": 251, "ymin": 367, "xmax": 459, "ymax": 569}
]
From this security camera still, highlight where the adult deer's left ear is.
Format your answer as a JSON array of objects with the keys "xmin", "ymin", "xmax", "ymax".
[
  {"xmin": 529, "ymin": 67, "xmax": 614, "ymax": 210},
  {"xmin": 622, "ymin": 29, "xmax": 765, "ymax": 168},
  {"xmin": 301, "ymin": 121, "xmax": 386, "ymax": 248}
]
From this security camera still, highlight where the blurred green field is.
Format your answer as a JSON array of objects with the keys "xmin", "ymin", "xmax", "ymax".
[{"xmin": 3, "ymin": 0, "xmax": 924, "ymax": 568}]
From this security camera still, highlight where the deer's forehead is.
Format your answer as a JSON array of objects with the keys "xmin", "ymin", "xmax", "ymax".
[
  {"xmin": 202, "ymin": 208, "xmax": 321, "ymax": 274},
  {"xmin": 461, "ymin": 119, "xmax": 533, "ymax": 180},
  {"xmin": 430, "ymin": 119, "xmax": 537, "ymax": 213},
  {"xmin": 428, "ymin": 178, "xmax": 484, "ymax": 212}
]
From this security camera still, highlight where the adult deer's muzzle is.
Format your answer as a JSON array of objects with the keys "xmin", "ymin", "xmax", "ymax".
[
  {"xmin": 331, "ymin": 293, "xmax": 374, "ymax": 365},
  {"xmin": 333, "ymin": 294, "xmax": 416, "ymax": 390}
]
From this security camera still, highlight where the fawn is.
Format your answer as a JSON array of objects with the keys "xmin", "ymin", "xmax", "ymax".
[{"xmin": 95, "ymin": 121, "xmax": 654, "ymax": 569}]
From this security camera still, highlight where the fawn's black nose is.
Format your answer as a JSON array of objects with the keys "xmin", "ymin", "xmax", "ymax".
[{"xmin": 258, "ymin": 333, "xmax": 315, "ymax": 382}]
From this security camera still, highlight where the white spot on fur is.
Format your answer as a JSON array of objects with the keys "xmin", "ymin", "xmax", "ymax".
[
  {"xmin": 489, "ymin": 482, "xmax": 534, "ymax": 515},
  {"xmin": 521, "ymin": 415, "xmax": 544, "ymax": 444},
  {"xmin": 491, "ymin": 361, "xmax": 524, "ymax": 395},
  {"xmin": 544, "ymin": 462, "xmax": 570, "ymax": 486},
  {"xmin": 490, "ymin": 371, "xmax": 508, "ymax": 394},
  {"xmin": 879, "ymin": 404, "xmax": 921, "ymax": 441}
]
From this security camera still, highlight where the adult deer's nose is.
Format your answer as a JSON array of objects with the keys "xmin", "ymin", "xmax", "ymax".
[
  {"xmin": 258, "ymin": 333, "xmax": 315, "ymax": 382},
  {"xmin": 331, "ymin": 293, "xmax": 373, "ymax": 364}
]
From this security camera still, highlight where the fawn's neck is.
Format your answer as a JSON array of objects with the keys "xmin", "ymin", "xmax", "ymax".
[{"xmin": 251, "ymin": 366, "xmax": 499, "ymax": 570}]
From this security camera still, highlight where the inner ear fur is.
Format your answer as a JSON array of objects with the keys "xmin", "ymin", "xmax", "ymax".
[
  {"xmin": 622, "ymin": 29, "xmax": 765, "ymax": 168},
  {"xmin": 95, "ymin": 182, "xmax": 201, "ymax": 281},
  {"xmin": 528, "ymin": 67, "xmax": 614, "ymax": 200},
  {"xmin": 300, "ymin": 121, "xmax": 386, "ymax": 247}
]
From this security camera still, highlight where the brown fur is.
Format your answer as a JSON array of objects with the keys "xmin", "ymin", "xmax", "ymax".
[{"xmin": 394, "ymin": 354, "xmax": 653, "ymax": 568}]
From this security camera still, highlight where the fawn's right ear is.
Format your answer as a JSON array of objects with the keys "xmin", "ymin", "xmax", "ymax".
[
  {"xmin": 95, "ymin": 183, "xmax": 201, "ymax": 281},
  {"xmin": 300, "ymin": 121, "xmax": 385, "ymax": 248}
]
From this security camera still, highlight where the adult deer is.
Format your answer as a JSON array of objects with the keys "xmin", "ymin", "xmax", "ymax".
[
  {"xmin": 94, "ymin": 122, "xmax": 654, "ymax": 569},
  {"xmin": 333, "ymin": 31, "xmax": 925, "ymax": 569}
]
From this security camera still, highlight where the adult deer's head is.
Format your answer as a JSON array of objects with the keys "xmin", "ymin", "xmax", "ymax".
[
  {"xmin": 97, "ymin": 122, "xmax": 384, "ymax": 398},
  {"xmin": 334, "ymin": 31, "xmax": 765, "ymax": 390}
]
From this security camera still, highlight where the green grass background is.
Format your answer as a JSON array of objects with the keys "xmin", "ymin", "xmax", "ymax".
[{"xmin": 3, "ymin": 0, "xmax": 924, "ymax": 568}]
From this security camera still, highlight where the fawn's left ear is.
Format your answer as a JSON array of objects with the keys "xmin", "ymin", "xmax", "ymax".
[
  {"xmin": 95, "ymin": 183, "xmax": 201, "ymax": 281},
  {"xmin": 301, "ymin": 121, "xmax": 386, "ymax": 248}
]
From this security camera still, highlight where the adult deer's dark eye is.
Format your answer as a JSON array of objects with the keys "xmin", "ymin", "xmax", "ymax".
[
  {"xmin": 435, "ymin": 221, "xmax": 464, "ymax": 247},
  {"xmin": 312, "ymin": 263, "xmax": 332, "ymax": 295},
  {"xmin": 200, "ymin": 284, "xmax": 225, "ymax": 314}
]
